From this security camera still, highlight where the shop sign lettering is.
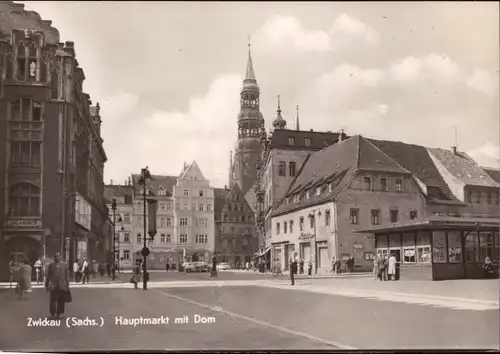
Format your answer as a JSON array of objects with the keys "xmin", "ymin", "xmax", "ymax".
[
  {"xmin": 299, "ymin": 232, "xmax": 314, "ymax": 240},
  {"xmin": 7, "ymin": 218, "xmax": 41, "ymax": 227}
]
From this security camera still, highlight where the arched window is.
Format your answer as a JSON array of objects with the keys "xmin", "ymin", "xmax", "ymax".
[{"xmin": 8, "ymin": 182, "xmax": 41, "ymax": 217}]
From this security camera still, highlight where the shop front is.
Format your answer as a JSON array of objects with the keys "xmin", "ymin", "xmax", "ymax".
[{"xmin": 356, "ymin": 216, "xmax": 500, "ymax": 280}]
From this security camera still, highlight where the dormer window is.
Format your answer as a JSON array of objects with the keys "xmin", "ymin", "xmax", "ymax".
[
  {"xmin": 288, "ymin": 137, "xmax": 295, "ymax": 146},
  {"xmin": 396, "ymin": 179, "xmax": 403, "ymax": 192},
  {"xmin": 305, "ymin": 138, "xmax": 312, "ymax": 147},
  {"xmin": 306, "ymin": 190, "xmax": 310, "ymax": 199},
  {"xmin": 316, "ymin": 187, "xmax": 321, "ymax": 196},
  {"xmin": 364, "ymin": 177, "xmax": 371, "ymax": 190},
  {"xmin": 328, "ymin": 183, "xmax": 333, "ymax": 193}
]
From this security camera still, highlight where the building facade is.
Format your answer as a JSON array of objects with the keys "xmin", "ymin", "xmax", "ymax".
[
  {"xmin": 214, "ymin": 183, "xmax": 257, "ymax": 267},
  {"xmin": 0, "ymin": 3, "xmax": 109, "ymax": 280},
  {"xmin": 127, "ymin": 161, "xmax": 215, "ymax": 270}
]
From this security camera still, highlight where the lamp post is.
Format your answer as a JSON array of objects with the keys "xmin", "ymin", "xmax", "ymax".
[
  {"xmin": 138, "ymin": 167, "xmax": 153, "ymax": 290},
  {"xmin": 118, "ymin": 226, "xmax": 124, "ymax": 272},
  {"xmin": 111, "ymin": 198, "xmax": 117, "ymax": 281},
  {"xmin": 308, "ymin": 209, "xmax": 322, "ymax": 275}
]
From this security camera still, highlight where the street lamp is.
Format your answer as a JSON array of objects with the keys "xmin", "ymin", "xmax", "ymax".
[
  {"xmin": 308, "ymin": 209, "xmax": 322, "ymax": 275},
  {"xmin": 111, "ymin": 198, "xmax": 117, "ymax": 281},
  {"xmin": 138, "ymin": 167, "xmax": 153, "ymax": 290},
  {"xmin": 118, "ymin": 226, "xmax": 124, "ymax": 272}
]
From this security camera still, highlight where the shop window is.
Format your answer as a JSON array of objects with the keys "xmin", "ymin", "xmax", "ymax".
[
  {"xmin": 377, "ymin": 249, "xmax": 389, "ymax": 258},
  {"xmin": 364, "ymin": 252, "xmax": 375, "ymax": 260},
  {"xmin": 350, "ymin": 208, "xmax": 359, "ymax": 224},
  {"xmin": 377, "ymin": 235, "xmax": 388, "ymax": 249},
  {"xmin": 8, "ymin": 182, "xmax": 41, "ymax": 216},
  {"xmin": 417, "ymin": 246, "xmax": 431, "ymax": 263},
  {"xmin": 403, "ymin": 248, "xmax": 416, "ymax": 263},
  {"xmin": 479, "ymin": 232, "xmax": 494, "ymax": 262},
  {"xmin": 432, "ymin": 231, "xmax": 446, "ymax": 263},
  {"xmin": 447, "ymin": 231, "xmax": 462, "ymax": 263},
  {"xmin": 465, "ymin": 232, "xmax": 479, "ymax": 262}
]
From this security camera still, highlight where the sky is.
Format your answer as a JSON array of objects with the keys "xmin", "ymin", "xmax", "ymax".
[{"xmin": 22, "ymin": 1, "xmax": 500, "ymax": 188}]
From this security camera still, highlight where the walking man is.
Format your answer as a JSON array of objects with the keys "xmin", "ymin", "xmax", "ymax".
[
  {"xmin": 34, "ymin": 258, "xmax": 43, "ymax": 284},
  {"xmin": 81, "ymin": 257, "xmax": 90, "ymax": 284},
  {"xmin": 45, "ymin": 253, "xmax": 70, "ymax": 319},
  {"xmin": 289, "ymin": 258, "xmax": 298, "ymax": 286},
  {"xmin": 73, "ymin": 260, "xmax": 80, "ymax": 283}
]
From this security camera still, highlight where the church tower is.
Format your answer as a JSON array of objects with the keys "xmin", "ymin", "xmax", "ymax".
[{"xmin": 231, "ymin": 41, "xmax": 265, "ymax": 202}]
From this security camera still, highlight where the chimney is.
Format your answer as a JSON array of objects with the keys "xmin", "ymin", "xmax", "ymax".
[
  {"xmin": 224, "ymin": 185, "xmax": 228, "ymax": 191},
  {"xmin": 128, "ymin": 177, "xmax": 131, "ymax": 186},
  {"xmin": 110, "ymin": 179, "xmax": 113, "ymax": 185},
  {"xmin": 309, "ymin": 129, "xmax": 313, "ymax": 132},
  {"xmin": 451, "ymin": 146, "xmax": 457, "ymax": 155},
  {"xmin": 339, "ymin": 129, "xmax": 344, "ymax": 142}
]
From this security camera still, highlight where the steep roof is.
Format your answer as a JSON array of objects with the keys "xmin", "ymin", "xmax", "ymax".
[
  {"xmin": 214, "ymin": 187, "xmax": 230, "ymax": 220},
  {"xmin": 104, "ymin": 185, "xmax": 133, "ymax": 205},
  {"xmin": 180, "ymin": 161, "xmax": 207, "ymax": 181},
  {"xmin": 273, "ymin": 135, "xmax": 409, "ymax": 216},
  {"xmin": 269, "ymin": 129, "xmax": 348, "ymax": 151},
  {"xmin": 131, "ymin": 174, "xmax": 178, "ymax": 197},
  {"xmin": 483, "ymin": 167, "xmax": 500, "ymax": 184},
  {"xmin": 368, "ymin": 139, "xmax": 461, "ymax": 204},
  {"xmin": 427, "ymin": 148, "xmax": 500, "ymax": 188}
]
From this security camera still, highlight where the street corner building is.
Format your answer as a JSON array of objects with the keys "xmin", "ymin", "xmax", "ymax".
[
  {"xmin": 104, "ymin": 161, "xmax": 216, "ymax": 270},
  {"xmin": 0, "ymin": 2, "xmax": 110, "ymax": 280}
]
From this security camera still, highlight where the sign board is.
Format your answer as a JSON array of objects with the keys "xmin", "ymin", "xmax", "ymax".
[
  {"xmin": 353, "ymin": 243, "xmax": 363, "ymax": 249},
  {"xmin": 6, "ymin": 218, "xmax": 41, "ymax": 227},
  {"xmin": 299, "ymin": 232, "xmax": 314, "ymax": 241}
]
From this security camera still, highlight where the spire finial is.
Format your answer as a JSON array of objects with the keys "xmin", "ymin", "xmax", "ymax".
[
  {"xmin": 272, "ymin": 94, "xmax": 286, "ymax": 129},
  {"xmin": 245, "ymin": 36, "xmax": 256, "ymax": 81},
  {"xmin": 248, "ymin": 34, "xmax": 251, "ymax": 50},
  {"xmin": 277, "ymin": 95, "xmax": 281, "ymax": 112},
  {"xmin": 296, "ymin": 105, "xmax": 300, "ymax": 131}
]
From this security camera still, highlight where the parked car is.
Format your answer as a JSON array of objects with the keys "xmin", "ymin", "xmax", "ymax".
[
  {"xmin": 216, "ymin": 262, "xmax": 230, "ymax": 271},
  {"xmin": 183, "ymin": 262, "xmax": 196, "ymax": 273},
  {"xmin": 194, "ymin": 262, "xmax": 209, "ymax": 272}
]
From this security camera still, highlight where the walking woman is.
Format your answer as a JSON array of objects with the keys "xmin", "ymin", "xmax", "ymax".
[
  {"xmin": 16, "ymin": 257, "xmax": 32, "ymax": 300},
  {"xmin": 130, "ymin": 265, "xmax": 141, "ymax": 289}
]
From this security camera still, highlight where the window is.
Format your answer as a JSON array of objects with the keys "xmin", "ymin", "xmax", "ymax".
[
  {"xmin": 364, "ymin": 252, "xmax": 376, "ymax": 261},
  {"xmin": 278, "ymin": 161, "xmax": 286, "ymax": 176},
  {"xmin": 207, "ymin": 203, "xmax": 212, "ymax": 212},
  {"xmin": 416, "ymin": 232, "xmax": 431, "ymax": 263},
  {"xmin": 123, "ymin": 250, "xmax": 130, "ymax": 260},
  {"xmin": 288, "ymin": 137, "xmax": 295, "ymax": 146},
  {"xmin": 350, "ymin": 208, "xmax": 358, "ymax": 224},
  {"xmin": 447, "ymin": 231, "xmax": 462, "ymax": 263},
  {"xmin": 10, "ymin": 141, "xmax": 41, "ymax": 167},
  {"xmin": 8, "ymin": 182, "xmax": 40, "ymax": 216},
  {"xmin": 487, "ymin": 192, "xmax": 492, "ymax": 204},
  {"xmin": 123, "ymin": 233, "xmax": 130, "ymax": 243},
  {"xmin": 325, "ymin": 209, "xmax": 331, "ymax": 226},
  {"xmin": 380, "ymin": 178, "xmax": 387, "ymax": 191},
  {"xmin": 479, "ymin": 232, "xmax": 494, "ymax": 261},
  {"xmin": 166, "ymin": 204, "xmax": 172, "ymax": 212},
  {"xmin": 28, "ymin": 45, "xmax": 37, "ymax": 78},
  {"xmin": 123, "ymin": 214, "xmax": 131, "ymax": 223},
  {"xmin": 371, "ymin": 209, "xmax": 380, "ymax": 225},
  {"xmin": 196, "ymin": 234, "xmax": 208, "ymax": 243},
  {"xmin": 305, "ymin": 138, "xmax": 312, "ymax": 147},
  {"xmin": 199, "ymin": 204, "xmax": 204, "ymax": 211},
  {"xmin": 160, "ymin": 234, "xmax": 166, "ymax": 244},
  {"xmin": 175, "ymin": 203, "xmax": 180, "ymax": 210},
  {"xmin": 465, "ymin": 232, "xmax": 479, "ymax": 262},
  {"xmin": 390, "ymin": 210, "xmax": 399, "ymax": 223},
  {"xmin": 183, "ymin": 189, "xmax": 189, "ymax": 196},
  {"xmin": 192, "ymin": 203, "xmax": 196, "ymax": 211},
  {"xmin": 166, "ymin": 234, "xmax": 171, "ymax": 243},
  {"xmin": 50, "ymin": 71, "xmax": 59, "ymax": 99},
  {"xmin": 495, "ymin": 193, "xmax": 499, "ymax": 205},
  {"xmin": 240, "ymin": 215, "xmax": 245, "ymax": 222},
  {"xmin": 403, "ymin": 248, "xmax": 416, "ymax": 263},
  {"xmin": 159, "ymin": 217, "xmax": 166, "ymax": 227},
  {"xmin": 290, "ymin": 220, "xmax": 294, "ymax": 233},
  {"xmin": 316, "ymin": 187, "xmax": 321, "ymax": 196},
  {"xmin": 475, "ymin": 191, "xmax": 481, "ymax": 204},
  {"xmin": 199, "ymin": 189, "xmax": 204, "ymax": 197},
  {"xmin": 276, "ymin": 222, "xmax": 280, "ymax": 234},
  {"xmin": 299, "ymin": 217, "xmax": 304, "ymax": 231},
  {"xmin": 184, "ymin": 204, "xmax": 188, "ymax": 210},
  {"xmin": 166, "ymin": 218, "xmax": 172, "ymax": 227},
  {"xmin": 136, "ymin": 233, "xmax": 142, "ymax": 244},
  {"xmin": 180, "ymin": 217, "xmax": 188, "ymax": 227},
  {"xmin": 289, "ymin": 161, "xmax": 296, "ymax": 177},
  {"xmin": 309, "ymin": 215, "xmax": 315, "ymax": 229},
  {"xmin": 410, "ymin": 210, "xmax": 417, "ymax": 220},
  {"xmin": 159, "ymin": 203, "xmax": 165, "ymax": 211},
  {"xmin": 138, "ymin": 217, "xmax": 143, "ymax": 227},
  {"xmin": 17, "ymin": 45, "xmax": 26, "ymax": 81},
  {"xmin": 284, "ymin": 222, "xmax": 288, "ymax": 233},
  {"xmin": 396, "ymin": 179, "xmax": 403, "ymax": 191},
  {"xmin": 364, "ymin": 177, "xmax": 371, "ymax": 190},
  {"xmin": 432, "ymin": 231, "xmax": 446, "ymax": 263},
  {"xmin": 180, "ymin": 234, "xmax": 188, "ymax": 243}
]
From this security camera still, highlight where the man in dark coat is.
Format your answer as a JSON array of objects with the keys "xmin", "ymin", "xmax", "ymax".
[
  {"xmin": 290, "ymin": 258, "xmax": 298, "ymax": 286},
  {"xmin": 45, "ymin": 253, "xmax": 70, "ymax": 319}
]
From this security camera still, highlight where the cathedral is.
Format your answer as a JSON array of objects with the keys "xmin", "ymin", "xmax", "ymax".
[{"xmin": 228, "ymin": 43, "xmax": 265, "ymax": 212}]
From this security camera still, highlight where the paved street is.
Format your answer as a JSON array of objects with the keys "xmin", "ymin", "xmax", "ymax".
[{"xmin": 0, "ymin": 278, "xmax": 498, "ymax": 351}]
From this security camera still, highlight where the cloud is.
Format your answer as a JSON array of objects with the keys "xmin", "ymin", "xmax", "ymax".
[
  {"xmin": 100, "ymin": 92, "xmax": 140, "ymax": 122},
  {"xmin": 258, "ymin": 14, "xmax": 378, "ymax": 52},
  {"xmin": 465, "ymin": 68, "xmax": 499, "ymax": 97},
  {"xmin": 102, "ymin": 75, "xmax": 242, "ymax": 187},
  {"xmin": 468, "ymin": 142, "xmax": 500, "ymax": 168},
  {"xmin": 376, "ymin": 104, "xmax": 390, "ymax": 116},
  {"xmin": 389, "ymin": 53, "xmax": 461, "ymax": 83}
]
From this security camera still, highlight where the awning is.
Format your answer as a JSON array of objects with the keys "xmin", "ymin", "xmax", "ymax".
[
  {"xmin": 354, "ymin": 216, "xmax": 500, "ymax": 234},
  {"xmin": 255, "ymin": 246, "xmax": 271, "ymax": 257}
]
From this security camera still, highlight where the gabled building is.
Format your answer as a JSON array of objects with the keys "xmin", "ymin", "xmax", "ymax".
[
  {"xmin": 214, "ymin": 183, "xmax": 257, "ymax": 267},
  {"xmin": 0, "ymin": 2, "xmax": 109, "ymax": 280},
  {"xmin": 253, "ymin": 101, "xmax": 348, "ymax": 270},
  {"xmin": 271, "ymin": 135, "xmax": 422, "ymax": 273},
  {"xmin": 129, "ymin": 161, "xmax": 215, "ymax": 269}
]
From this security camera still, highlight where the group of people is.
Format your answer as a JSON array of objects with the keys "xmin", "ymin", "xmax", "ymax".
[
  {"xmin": 373, "ymin": 253, "xmax": 397, "ymax": 281},
  {"xmin": 9, "ymin": 253, "xmax": 71, "ymax": 319},
  {"xmin": 72, "ymin": 258, "xmax": 91, "ymax": 283},
  {"xmin": 331, "ymin": 256, "xmax": 355, "ymax": 274}
]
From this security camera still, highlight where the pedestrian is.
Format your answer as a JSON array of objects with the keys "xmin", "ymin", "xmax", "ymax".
[
  {"xmin": 9, "ymin": 260, "xmax": 15, "ymax": 288},
  {"xmin": 307, "ymin": 260, "xmax": 312, "ymax": 276},
  {"xmin": 15, "ymin": 257, "xmax": 32, "ymax": 300},
  {"xmin": 299, "ymin": 259, "xmax": 304, "ymax": 274},
  {"xmin": 166, "ymin": 262, "xmax": 170, "ymax": 272},
  {"xmin": 388, "ymin": 253, "xmax": 397, "ymax": 281},
  {"xmin": 91, "ymin": 260, "xmax": 98, "ymax": 278},
  {"xmin": 372, "ymin": 256, "xmax": 378, "ymax": 280},
  {"xmin": 73, "ymin": 260, "xmax": 80, "ymax": 283},
  {"xmin": 130, "ymin": 265, "xmax": 141, "ymax": 289},
  {"xmin": 383, "ymin": 255, "xmax": 389, "ymax": 281},
  {"xmin": 335, "ymin": 258, "xmax": 341, "ymax": 275},
  {"xmin": 331, "ymin": 257, "xmax": 336, "ymax": 274},
  {"xmin": 45, "ymin": 253, "xmax": 70, "ymax": 319},
  {"xmin": 377, "ymin": 254, "xmax": 386, "ymax": 281},
  {"xmin": 34, "ymin": 257, "xmax": 43, "ymax": 284},
  {"xmin": 289, "ymin": 258, "xmax": 298, "ymax": 286},
  {"xmin": 81, "ymin": 258, "xmax": 90, "ymax": 284},
  {"xmin": 350, "ymin": 257, "xmax": 355, "ymax": 273},
  {"xmin": 106, "ymin": 262, "xmax": 111, "ymax": 277}
]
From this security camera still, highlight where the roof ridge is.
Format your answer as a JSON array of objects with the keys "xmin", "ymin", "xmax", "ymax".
[
  {"xmin": 354, "ymin": 135, "xmax": 361, "ymax": 169},
  {"xmin": 362, "ymin": 136, "xmax": 411, "ymax": 173}
]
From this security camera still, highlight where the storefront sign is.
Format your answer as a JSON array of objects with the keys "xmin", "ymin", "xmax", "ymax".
[
  {"xmin": 299, "ymin": 232, "xmax": 314, "ymax": 241},
  {"xmin": 6, "ymin": 218, "xmax": 41, "ymax": 227},
  {"xmin": 353, "ymin": 243, "xmax": 363, "ymax": 249}
]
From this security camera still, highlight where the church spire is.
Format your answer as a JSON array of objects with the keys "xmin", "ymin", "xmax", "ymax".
[
  {"xmin": 272, "ymin": 95, "xmax": 287, "ymax": 129},
  {"xmin": 296, "ymin": 105, "xmax": 300, "ymax": 131},
  {"xmin": 245, "ymin": 36, "xmax": 256, "ymax": 81}
]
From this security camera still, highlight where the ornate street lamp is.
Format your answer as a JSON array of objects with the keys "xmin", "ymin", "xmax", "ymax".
[
  {"xmin": 138, "ymin": 167, "xmax": 155, "ymax": 290},
  {"xmin": 111, "ymin": 198, "xmax": 117, "ymax": 280}
]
